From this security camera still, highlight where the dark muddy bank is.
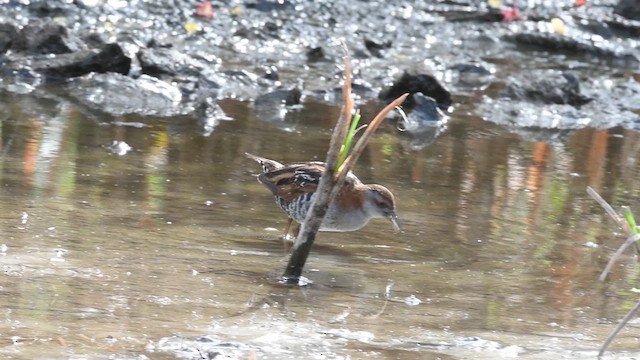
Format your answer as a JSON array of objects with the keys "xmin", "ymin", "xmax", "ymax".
[
  {"xmin": 3, "ymin": 2, "xmax": 640, "ymax": 359},
  {"xmin": 0, "ymin": 0, "xmax": 639, "ymax": 140}
]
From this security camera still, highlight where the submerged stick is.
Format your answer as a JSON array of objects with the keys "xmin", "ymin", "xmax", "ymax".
[
  {"xmin": 598, "ymin": 299, "xmax": 640, "ymax": 358},
  {"xmin": 599, "ymin": 233, "xmax": 640, "ymax": 281},
  {"xmin": 587, "ymin": 187, "xmax": 640, "ymax": 280},
  {"xmin": 282, "ymin": 43, "xmax": 407, "ymax": 284},
  {"xmin": 281, "ymin": 44, "xmax": 357, "ymax": 283},
  {"xmin": 586, "ymin": 186, "xmax": 640, "ymax": 357},
  {"xmin": 586, "ymin": 186, "xmax": 626, "ymax": 231}
]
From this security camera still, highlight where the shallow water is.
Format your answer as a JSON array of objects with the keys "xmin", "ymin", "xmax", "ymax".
[{"xmin": 0, "ymin": 89, "xmax": 639, "ymax": 359}]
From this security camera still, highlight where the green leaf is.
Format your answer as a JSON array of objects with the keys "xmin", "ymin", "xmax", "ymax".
[
  {"xmin": 622, "ymin": 206, "xmax": 640, "ymax": 235},
  {"xmin": 337, "ymin": 111, "xmax": 365, "ymax": 169}
]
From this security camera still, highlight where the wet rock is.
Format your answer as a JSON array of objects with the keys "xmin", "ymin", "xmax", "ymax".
[
  {"xmin": 194, "ymin": 97, "xmax": 233, "ymax": 136},
  {"xmin": 449, "ymin": 62, "xmax": 494, "ymax": 88},
  {"xmin": 81, "ymin": 32, "xmax": 110, "ymax": 49},
  {"xmin": 284, "ymin": 88, "xmax": 302, "ymax": 107},
  {"xmin": 379, "ymin": 72, "xmax": 452, "ymax": 111},
  {"xmin": 483, "ymin": 100, "xmax": 586, "ymax": 129},
  {"xmin": 137, "ymin": 50, "xmax": 224, "ymax": 103},
  {"xmin": 26, "ymin": 0, "xmax": 79, "ymax": 19},
  {"xmin": 214, "ymin": 69, "xmax": 274, "ymax": 100},
  {"xmin": 154, "ymin": 335, "xmax": 257, "ymax": 359},
  {"xmin": 263, "ymin": 21, "xmax": 281, "ymax": 37},
  {"xmin": 614, "ymin": 0, "xmax": 640, "ymax": 20},
  {"xmin": 0, "ymin": 0, "xmax": 636, "ymax": 132},
  {"xmin": 66, "ymin": 73, "xmax": 186, "ymax": 117},
  {"xmin": 364, "ymin": 38, "xmax": 391, "ymax": 58},
  {"xmin": 398, "ymin": 93, "xmax": 448, "ymax": 150},
  {"xmin": 255, "ymin": 87, "xmax": 301, "ymax": 107},
  {"xmin": 481, "ymin": 96, "xmax": 640, "ymax": 130},
  {"xmin": 605, "ymin": 14, "xmax": 640, "ymax": 38},
  {"xmin": 508, "ymin": 32, "xmax": 639, "ymax": 64},
  {"xmin": 449, "ymin": 63, "xmax": 492, "ymax": 76},
  {"xmin": 575, "ymin": 19, "xmax": 615, "ymax": 40},
  {"xmin": 262, "ymin": 65, "xmax": 279, "ymax": 81},
  {"xmin": 424, "ymin": 3, "xmax": 504, "ymax": 22},
  {"xmin": 306, "ymin": 46, "xmax": 326, "ymax": 63},
  {"xmin": 11, "ymin": 20, "xmax": 84, "ymax": 55},
  {"xmin": 0, "ymin": 23, "xmax": 18, "ymax": 54},
  {"xmin": 20, "ymin": 43, "xmax": 131, "ymax": 79},
  {"xmin": 254, "ymin": 86, "xmax": 303, "ymax": 130},
  {"xmin": 400, "ymin": 93, "xmax": 446, "ymax": 130},
  {"xmin": 500, "ymin": 72, "xmax": 592, "ymax": 106},
  {"xmin": 136, "ymin": 50, "xmax": 219, "ymax": 101},
  {"xmin": 138, "ymin": 47, "xmax": 217, "ymax": 78},
  {"xmin": 246, "ymin": 0, "xmax": 293, "ymax": 12},
  {"xmin": 478, "ymin": 71, "xmax": 640, "ymax": 131},
  {"xmin": 311, "ymin": 82, "xmax": 377, "ymax": 104},
  {"xmin": 0, "ymin": 68, "xmax": 43, "ymax": 94}
]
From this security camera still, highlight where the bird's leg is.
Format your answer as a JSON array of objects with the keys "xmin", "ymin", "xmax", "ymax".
[
  {"xmin": 281, "ymin": 221, "xmax": 302, "ymax": 254},
  {"xmin": 281, "ymin": 218, "xmax": 295, "ymax": 254},
  {"xmin": 292, "ymin": 223, "xmax": 301, "ymax": 237},
  {"xmin": 282, "ymin": 218, "xmax": 294, "ymax": 241}
]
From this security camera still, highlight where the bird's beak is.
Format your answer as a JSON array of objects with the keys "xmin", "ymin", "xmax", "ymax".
[{"xmin": 388, "ymin": 211, "xmax": 401, "ymax": 233}]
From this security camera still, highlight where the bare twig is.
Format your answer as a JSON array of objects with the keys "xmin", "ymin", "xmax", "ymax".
[
  {"xmin": 337, "ymin": 94, "xmax": 409, "ymax": 177},
  {"xmin": 340, "ymin": 41, "xmax": 354, "ymax": 145},
  {"xmin": 587, "ymin": 186, "xmax": 640, "ymax": 280},
  {"xmin": 281, "ymin": 43, "xmax": 407, "ymax": 284},
  {"xmin": 586, "ymin": 186, "xmax": 640, "ymax": 357},
  {"xmin": 587, "ymin": 186, "xmax": 627, "ymax": 231},
  {"xmin": 281, "ymin": 43, "xmax": 361, "ymax": 283},
  {"xmin": 371, "ymin": 281, "xmax": 394, "ymax": 318},
  {"xmin": 598, "ymin": 299, "xmax": 640, "ymax": 358},
  {"xmin": 324, "ymin": 94, "xmax": 408, "ymax": 221},
  {"xmin": 599, "ymin": 233, "xmax": 640, "ymax": 281}
]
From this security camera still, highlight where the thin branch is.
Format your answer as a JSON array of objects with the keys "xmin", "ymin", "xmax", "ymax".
[
  {"xmin": 599, "ymin": 233, "xmax": 640, "ymax": 281},
  {"xmin": 340, "ymin": 41, "xmax": 354, "ymax": 144},
  {"xmin": 371, "ymin": 281, "xmax": 394, "ymax": 318},
  {"xmin": 587, "ymin": 186, "xmax": 640, "ymax": 280},
  {"xmin": 281, "ymin": 44, "xmax": 407, "ymax": 284},
  {"xmin": 281, "ymin": 43, "xmax": 359, "ymax": 283},
  {"xmin": 337, "ymin": 94, "xmax": 409, "ymax": 177},
  {"xmin": 586, "ymin": 186, "xmax": 640, "ymax": 357},
  {"xmin": 598, "ymin": 299, "xmax": 640, "ymax": 358},
  {"xmin": 324, "ymin": 43, "xmax": 354, "ymax": 176},
  {"xmin": 587, "ymin": 186, "xmax": 627, "ymax": 231}
]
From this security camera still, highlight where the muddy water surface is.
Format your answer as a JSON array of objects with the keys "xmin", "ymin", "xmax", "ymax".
[{"xmin": 0, "ymin": 91, "xmax": 639, "ymax": 359}]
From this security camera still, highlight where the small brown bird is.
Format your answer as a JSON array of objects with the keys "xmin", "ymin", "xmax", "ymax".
[{"xmin": 246, "ymin": 153, "xmax": 400, "ymax": 235}]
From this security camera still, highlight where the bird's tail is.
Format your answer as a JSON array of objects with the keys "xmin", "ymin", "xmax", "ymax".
[{"xmin": 245, "ymin": 153, "xmax": 283, "ymax": 173}]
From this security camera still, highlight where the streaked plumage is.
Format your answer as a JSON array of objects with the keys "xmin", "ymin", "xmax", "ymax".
[{"xmin": 246, "ymin": 153, "xmax": 400, "ymax": 233}]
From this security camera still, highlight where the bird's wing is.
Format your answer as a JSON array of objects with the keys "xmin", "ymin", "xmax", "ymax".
[{"xmin": 258, "ymin": 163, "xmax": 326, "ymax": 202}]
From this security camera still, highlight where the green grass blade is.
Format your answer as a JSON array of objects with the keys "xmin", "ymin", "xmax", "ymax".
[
  {"xmin": 622, "ymin": 206, "xmax": 639, "ymax": 235},
  {"xmin": 337, "ymin": 112, "xmax": 362, "ymax": 168}
]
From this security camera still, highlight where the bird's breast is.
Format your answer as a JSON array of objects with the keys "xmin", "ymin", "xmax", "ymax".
[{"xmin": 276, "ymin": 192, "xmax": 370, "ymax": 232}]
